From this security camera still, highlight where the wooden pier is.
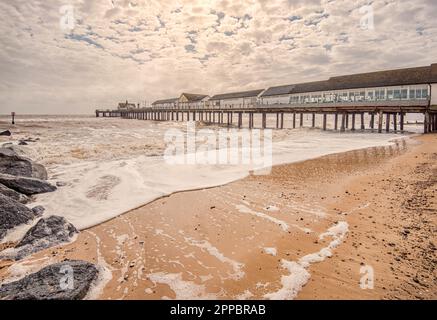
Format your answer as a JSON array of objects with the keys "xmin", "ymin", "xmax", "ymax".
[{"xmin": 96, "ymin": 104, "xmax": 437, "ymax": 134}]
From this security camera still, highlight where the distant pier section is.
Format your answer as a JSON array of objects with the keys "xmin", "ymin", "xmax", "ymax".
[{"xmin": 96, "ymin": 64, "xmax": 437, "ymax": 134}]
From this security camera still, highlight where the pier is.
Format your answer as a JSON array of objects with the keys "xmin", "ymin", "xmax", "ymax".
[
  {"xmin": 96, "ymin": 103, "xmax": 437, "ymax": 134},
  {"xmin": 96, "ymin": 63, "xmax": 437, "ymax": 134}
]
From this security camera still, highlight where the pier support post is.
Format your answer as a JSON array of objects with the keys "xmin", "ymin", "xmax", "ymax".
[
  {"xmin": 323, "ymin": 113, "xmax": 327, "ymax": 131},
  {"xmin": 280, "ymin": 112, "xmax": 284, "ymax": 129},
  {"xmin": 400, "ymin": 113, "xmax": 404, "ymax": 132},
  {"xmin": 334, "ymin": 113, "xmax": 338, "ymax": 131},
  {"xmin": 424, "ymin": 112, "xmax": 430, "ymax": 134},
  {"xmin": 351, "ymin": 113, "xmax": 356, "ymax": 131},
  {"xmin": 386, "ymin": 113, "xmax": 390, "ymax": 133},
  {"xmin": 312, "ymin": 113, "xmax": 315, "ymax": 128},
  {"xmin": 370, "ymin": 113, "xmax": 375, "ymax": 131},
  {"xmin": 293, "ymin": 113, "xmax": 296, "ymax": 129},
  {"xmin": 340, "ymin": 113, "xmax": 346, "ymax": 132},
  {"xmin": 378, "ymin": 111, "xmax": 383, "ymax": 133},
  {"xmin": 238, "ymin": 112, "xmax": 242, "ymax": 129},
  {"xmin": 361, "ymin": 113, "xmax": 365, "ymax": 130},
  {"xmin": 300, "ymin": 113, "xmax": 304, "ymax": 127},
  {"xmin": 262, "ymin": 113, "xmax": 267, "ymax": 129},
  {"xmin": 346, "ymin": 113, "xmax": 349, "ymax": 129},
  {"xmin": 393, "ymin": 113, "xmax": 398, "ymax": 133}
]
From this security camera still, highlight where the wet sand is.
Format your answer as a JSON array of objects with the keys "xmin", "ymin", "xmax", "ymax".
[{"xmin": 1, "ymin": 134, "xmax": 436, "ymax": 300}]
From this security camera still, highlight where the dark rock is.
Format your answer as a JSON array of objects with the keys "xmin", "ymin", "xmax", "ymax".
[
  {"xmin": 0, "ymin": 260, "xmax": 98, "ymax": 300},
  {"xmin": 56, "ymin": 181, "xmax": 67, "ymax": 187},
  {"xmin": 0, "ymin": 147, "xmax": 47, "ymax": 180},
  {"xmin": 0, "ymin": 173, "xmax": 56, "ymax": 196},
  {"xmin": 18, "ymin": 216, "xmax": 78, "ymax": 247},
  {"xmin": 0, "ymin": 183, "xmax": 29, "ymax": 204},
  {"xmin": 0, "ymin": 130, "xmax": 11, "ymax": 136},
  {"xmin": 18, "ymin": 141, "xmax": 28, "ymax": 146},
  {"xmin": 11, "ymin": 216, "xmax": 78, "ymax": 260},
  {"xmin": 0, "ymin": 194, "xmax": 37, "ymax": 240},
  {"xmin": 31, "ymin": 206, "xmax": 45, "ymax": 216}
]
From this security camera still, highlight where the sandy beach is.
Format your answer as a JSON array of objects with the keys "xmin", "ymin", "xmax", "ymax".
[{"xmin": 1, "ymin": 133, "xmax": 435, "ymax": 300}]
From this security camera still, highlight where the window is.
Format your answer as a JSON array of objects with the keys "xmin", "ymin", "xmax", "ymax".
[
  {"xmin": 394, "ymin": 90, "xmax": 401, "ymax": 100},
  {"xmin": 401, "ymin": 89, "xmax": 408, "ymax": 100},
  {"xmin": 367, "ymin": 91, "xmax": 374, "ymax": 100},
  {"xmin": 409, "ymin": 90, "xmax": 416, "ymax": 99},
  {"xmin": 349, "ymin": 92, "xmax": 355, "ymax": 101},
  {"xmin": 376, "ymin": 89, "xmax": 385, "ymax": 100},
  {"xmin": 387, "ymin": 90, "xmax": 394, "ymax": 100},
  {"xmin": 422, "ymin": 89, "xmax": 429, "ymax": 99}
]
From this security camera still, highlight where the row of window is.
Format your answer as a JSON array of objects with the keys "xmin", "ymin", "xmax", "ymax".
[{"xmin": 287, "ymin": 88, "xmax": 429, "ymax": 104}]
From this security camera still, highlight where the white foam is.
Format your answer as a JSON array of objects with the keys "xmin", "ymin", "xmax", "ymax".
[
  {"xmin": 147, "ymin": 272, "xmax": 217, "ymax": 300},
  {"xmin": 264, "ymin": 221, "xmax": 349, "ymax": 300},
  {"xmin": 236, "ymin": 204, "xmax": 289, "ymax": 232},
  {"xmin": 183, "ymin": 235, "xmax": 245, "ymax": 280},
  {"xmin": 236, "ymin": 290, "xmax": 254, "ymax": 300},
  {"xmin": 84, "ymin": 231, "xmax": 114, "ymax": 300},
  {"xmin": 264, "ymin": 247, "xmax": 277, "ymax": 256}
]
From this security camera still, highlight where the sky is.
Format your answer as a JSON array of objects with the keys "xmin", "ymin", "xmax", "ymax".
[{"xmin": 0, "ymin": 0, "xmax": 436, "ymax": 114}]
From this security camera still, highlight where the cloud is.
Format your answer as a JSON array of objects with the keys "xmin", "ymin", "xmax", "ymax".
[{"xmin": 0, "ymin": 0, "xmax": 436, "ymax": 114}]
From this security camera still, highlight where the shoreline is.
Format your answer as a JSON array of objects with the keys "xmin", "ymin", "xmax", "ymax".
[{"xmin": 1, "ymin": 133, "xmax": 435, "ymax": 300}]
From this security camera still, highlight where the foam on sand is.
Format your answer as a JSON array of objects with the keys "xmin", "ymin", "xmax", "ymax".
[
  {"xmin": 264, "ymin": 221, "xmax": 349, "ymax": 300},
  {"xmin": 147, "ymin": 272, "xmax": 217, "ymax": 300}
]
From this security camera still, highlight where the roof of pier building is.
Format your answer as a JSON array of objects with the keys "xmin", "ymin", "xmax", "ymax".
[
  {"xmin": 179, "ymin": 93, "xmax": 209, "ymax": 102},
  {"xmin": 152, "ymin": 98, "xmax": 178, "ymax": 106},
  {"xmin": 261, "ymin": 64, "xmax": 437, "ymax": 97},
  {"xmin": 210, "ymin": 89, "xmax": 265, "ymax": 101}
]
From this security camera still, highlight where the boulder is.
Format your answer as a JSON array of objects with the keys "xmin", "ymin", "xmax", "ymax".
[
  {"xmin": 0, "ymin": 260, "xmax": 99, "ymax": 300},
  {"xmin": 0, "ymin": 130, "xmax": 11, "ymax": 136},
  {"xmin": 0, "ymin": 194, "xmax": 37, "ymax": 240},
  {"xmin": 13, "ymin": 216, "xmax": 78, "ymax": 259},
  {"xmin": 0, "ymin": 147, "xmax": 47, "ymax": 180},
  {"xmin": 0, "ymin": 173, "xmax": 56, "ymax": 196},
  {"xmin": 0, "ymin": 183, "xmax": 29, "ymax": 204}
]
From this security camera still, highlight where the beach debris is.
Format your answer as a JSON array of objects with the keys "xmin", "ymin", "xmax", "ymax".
[
  {"xmin": 0, "ymin": 130, "xmax": 11, "ymax": 136},
  {"xmin": 0, "ymin": 183, "xmax": 29, "ymax": 204},
  {"xmin": 0, "ymin": 260, "xmax": 98, "ymax": 300},
  {"xmin": 0, "ymin": 147, "xmax": 48, "ymax": 180},
  {"xmin": 31, "ymin": 205, "xmax": 45, "ymax": 216},
  {"xmin": 0, "ymin": 173, "xmax": 56, "ymax": 196},
  {"xmin": 0, "ymin": 193, "xmax": 38, "ymax": 240},
  {"xmin": 11, "ymin": 216, "xmax": 78, "ymax": 260}
]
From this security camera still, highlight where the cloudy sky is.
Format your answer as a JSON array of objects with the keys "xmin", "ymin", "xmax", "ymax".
[{"xmin": 0, "ymin": 0, "xmax": 436, "ymax": 114}]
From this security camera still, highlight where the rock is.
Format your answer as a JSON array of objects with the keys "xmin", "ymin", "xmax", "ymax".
[
  {"xmin": 0, "ymin": 183, "xmax": 29, "ymax": 204},
  {"xmin": 16, "ymin": 215, "xmax": 78, "ymax": 252},
  {"xmin": 0, "ymin": 173, "xmax": 56, "ymax": 196},
  {"xmin": 0, "ymin": 130, "xmax": 11, "ymax": 136},
  {"xmin": 31, "ymin": 205, "xmax": 45, "ymax": 216},
  {"xmin": 0, "ymin": 147, "xmax": 48, "ymax": 180},
  {"xmin": 0, "ymin": 194, "xmax": 37, "ymax": 240},
  {"xmin": 0, "ymin": 260, "xmax": 98, "ymax": 300},
  {"xmin": 18, "ymin": 141, "xmax": 28, "ymax": 146},
  {"xmin": 12, "ymin": 216, "xmax": 78, "ymax": 260}
]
